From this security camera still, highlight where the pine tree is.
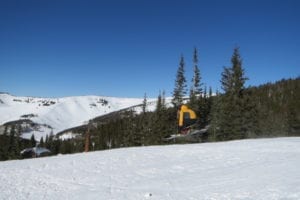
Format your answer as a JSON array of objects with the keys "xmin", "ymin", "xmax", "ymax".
[
  {"xmin": 172, "ymin": 55, "xmax": 187, "ymax": 106},
  {"xmin": 161, "ymin": 90, "xmax": 166, "ymax": 108},
  {"xmin": 0, "ymin": 126, "xmax": 9, "ymax": 160},
  {"xmin": 45, "ymin": 134, "xmax": 49, "ymax": 147},
  {"xmin": 207, "ymin": 86, "xmax": 213, "ymax": 123},
  {"xmin": 153, "ymin": 92, "xmax": 163, "ymax": 142},
  {"xmin": 217, "ymin": 47, "xmax": 249, "ymax": 140},
  {"xmin": 150, "ymin": 91, "xmax": 169, "ymax": 144},
  {"xmin": 142, "ymin": 93, "xmax": 147, "ymax": 114},
  {"xmin": 221, "ymin": 67, "xmax": 234, "ymax": 94},
  {"xmin": 242, "ymin": 90, "xmax": 260, "ymax": 138},
  {"xmin": 190, "ymin": 48, "xmax": 202, "ymax": 96},
  {"xmin": 231, "ymin": 48, "xmax": 247, "ymax": 96},
  {"xmin": 39, "ymin": 137, "xmax": 45, "ymax": 147},
  {"xmin": 208, "ymin": 90, "xmax": 222, "ymax": 141},
  {"xmin": 156, "ymin": 91, "xmax": 163, "ymax": 112},
  {"xmin": 8, "ymin": 125, "xmax": 20, "ymax": 159},
  {"xmin": 202, "ymin": 86, "xmax": 210, "ymax": 126},
  {"xmin": 30, "ymin": 134, "xmax": 36, "ymax": 147},
  {"xmin": 189, "ymin": 48, "xmax": 203, "ymax": 111}
]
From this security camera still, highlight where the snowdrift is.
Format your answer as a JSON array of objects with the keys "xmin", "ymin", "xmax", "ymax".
[{"xmin": 0, "ymin": 137, "xmax": 300, "ymax": 200}]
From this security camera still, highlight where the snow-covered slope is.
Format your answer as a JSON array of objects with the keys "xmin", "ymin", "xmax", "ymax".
[
  {"xmin": 0, "ymin": 93, "xmax": 157, "ymax": 140},
  {"xmin": 0, "ymin": 138, "xmax": 299, "ymax": 200}
]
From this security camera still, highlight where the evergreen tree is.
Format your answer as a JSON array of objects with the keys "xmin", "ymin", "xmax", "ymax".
[
  {"xmin": 152, "ymin": 92, "xmax": 163, "ymax": 143},
  {"xmin": 30, "ymin": 134, "xmax": 36, "ymax": 147},
  {"xmin": 39, "ymin": 137, "xmax": 45, "ymax": 147},
  {"xmin": 0, "ymin": 126, "xmax": 9, "ymax": 160},
  {"xmin": 189, "ymin": 48, "xmax": 203, "ymax": 112},
  {"xmin": 217, "ymin": 47, "xmax": 249, "ymax": 140},
  {"xmin": 231, "ymin": 48, "xmax": 247, "ymax": 95},
  {"xmin": 221, "ymin": 67, "xmax": 234, "ymax": 94},
  {"xmin": 45, "ymin": 134, "xmax": 49, "ymax": 147},
  {"xmin": 202, "ymin": 86, "xmax": 210, "ymax": 126},
  {"xmin": 242, "ymin": 90, "xmax": 260, "ymax": 138},
  {"xmin": 60, "ymin": 140, "xmax": 73, "ymax": 154},
  {"xmin": 161, "ymin": 90, "xmax": 166, "ymax": 108},
  {"xmin": 142, "ymin": 93, "xmax": 147, "ymax": 114},
  {"xmin": 190, "ymin": 48, "xmax": 202, "ymax": 98},
  {"xmin": 8, "ymin": 125, "xmax": 20, "ymax": 159},
  {"xmin": 149, "ymin": 91, "xmax": 170, "ymax": 144},
  {"xmin": 156, "ymin": 91, "xmax": 163, "ymax": 112},
  {"xmin": 208, "ymin": 90, "xmax": 222, "ymax": 141},
  {"xmin": 207, "ymin": 86, "xmax": 213, "ymax": 123},
  {"xmin": 172, "ymin": 55, "xmax": 187, "ymax": 106}
]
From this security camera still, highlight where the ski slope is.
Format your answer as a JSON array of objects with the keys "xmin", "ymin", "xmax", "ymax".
[
  {"xmin": 1, "ymin": 137, "xmax": 299, "ymax": 200},
  {"xmin": 0, "ymin": 93, "xmax": 158, "ymax": 140}
]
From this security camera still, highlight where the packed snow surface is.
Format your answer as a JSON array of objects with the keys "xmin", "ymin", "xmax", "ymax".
[{"xmin": 1, "ymin": 137, "xmax": 300, "ymax": 200}]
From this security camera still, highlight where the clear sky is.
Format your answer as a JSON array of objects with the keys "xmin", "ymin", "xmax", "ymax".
[{"xmin": 0, "ymin": 0, "xmax": 299, "ymax": 98}]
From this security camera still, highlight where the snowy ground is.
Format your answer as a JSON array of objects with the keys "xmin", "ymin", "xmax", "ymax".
[{"xmin": 1, "ymin": 137, "xmax": 300, "ymax": 200}]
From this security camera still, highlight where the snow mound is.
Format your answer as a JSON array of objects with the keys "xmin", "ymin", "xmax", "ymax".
[{"xmin": 0, "ymin": 137, "xmax": 299, "ymax": 200}]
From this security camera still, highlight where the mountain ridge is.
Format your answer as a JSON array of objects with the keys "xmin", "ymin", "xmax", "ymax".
[{"xmin": 0, "ymin": 93, "xmax": 157, "ymax": 140}]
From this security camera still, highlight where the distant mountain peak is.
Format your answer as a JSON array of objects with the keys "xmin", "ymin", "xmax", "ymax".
[{"xmin": 0, "ymin": 93, "xmax": 159, "ymax": 141}]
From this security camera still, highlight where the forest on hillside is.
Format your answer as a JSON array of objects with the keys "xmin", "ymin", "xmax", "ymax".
[{"xmin": 0, "ymin": 48, "xmax": 299, "ymax": 161}]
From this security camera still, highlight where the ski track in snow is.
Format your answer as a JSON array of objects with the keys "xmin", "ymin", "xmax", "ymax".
[{"xmin": 1, "ymin": 137, "xmax": 300, "ymax": 200}]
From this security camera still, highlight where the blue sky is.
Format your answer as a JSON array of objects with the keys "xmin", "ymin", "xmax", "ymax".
[{"xmin": 0, "ymin": 0, "xmax": 299, "ymax": 98}]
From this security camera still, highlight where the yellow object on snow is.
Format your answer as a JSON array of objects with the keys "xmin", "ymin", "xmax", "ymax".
[{"xmin": 178, "ymin": 105, "xmax": 197, "ymax": 128}]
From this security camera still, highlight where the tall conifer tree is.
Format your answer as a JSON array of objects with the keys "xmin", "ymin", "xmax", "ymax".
[
  {"xmin": 142, "ymin": 93, "xmax": 147, "ymax": 114},
  {"xmin": 190, "ymin": 48, "xmax": 202, "ymax": 110},
  {"xmin": 172, "ymin": 55, "xmax": 187, "ymax": 106},
  {"xmin": 191, "ymin": 48, "xmax": 202, "ymax": 96},
  {"xmin": 30, "ymin": 134, "xmax": 36, "ymax": 147},
  {"xmin": 218, "ymin": 47, "xmax": 248, "ymax": 140}
]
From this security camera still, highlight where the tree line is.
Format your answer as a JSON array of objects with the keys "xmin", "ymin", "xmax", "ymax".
[{"xmin": 0, "ymin": 47, "xmax": 299, "ymax": 160}]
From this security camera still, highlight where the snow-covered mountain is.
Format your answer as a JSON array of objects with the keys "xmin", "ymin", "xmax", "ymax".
[
  {"xmin": 0, "ymin": 137, "xmax": 299, "ymax": 199},
  {"xmin": 0, "ymin": 93, "xmax": 158, "ymax": 140}
]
